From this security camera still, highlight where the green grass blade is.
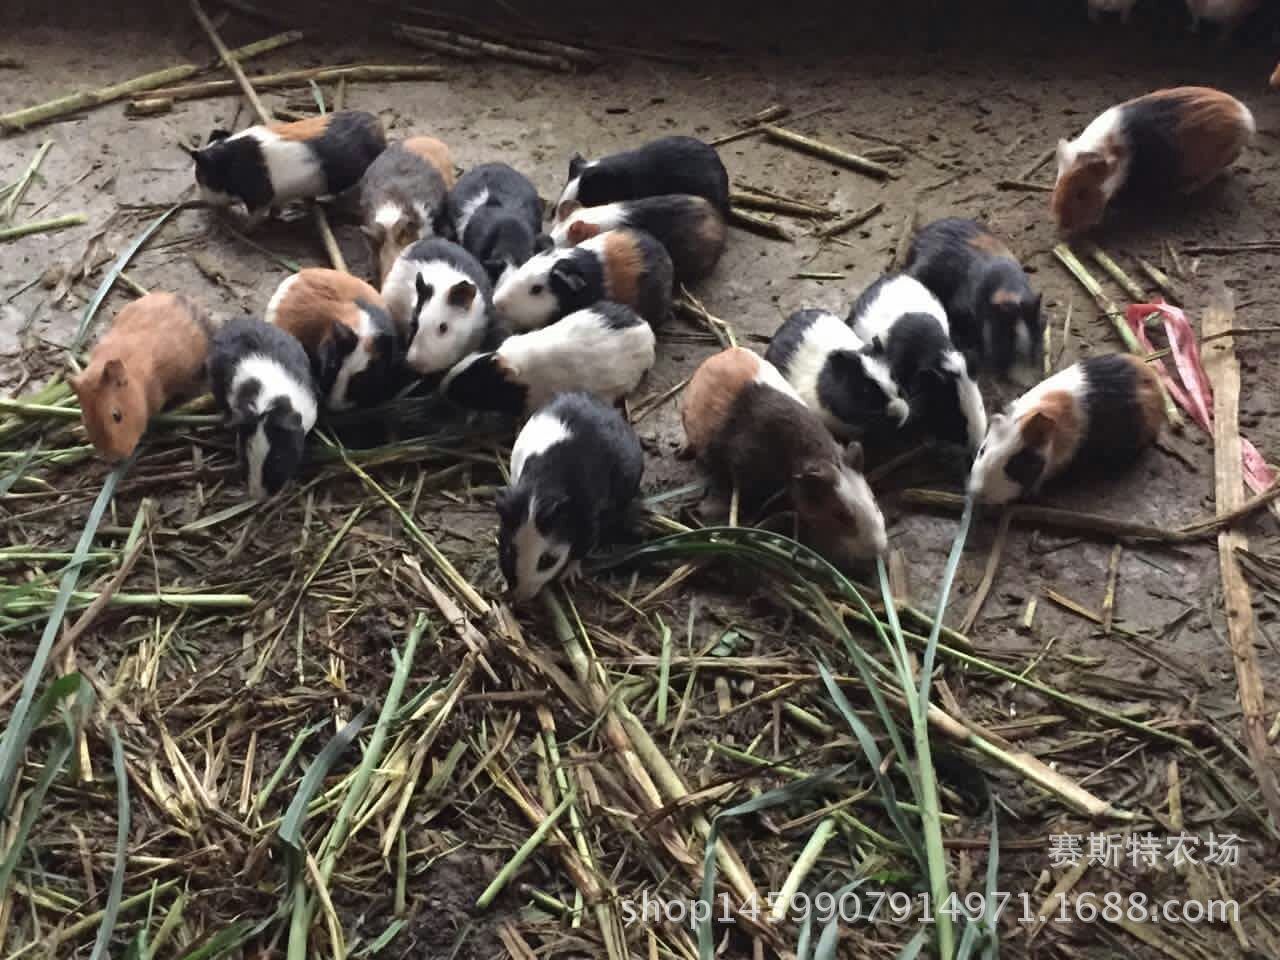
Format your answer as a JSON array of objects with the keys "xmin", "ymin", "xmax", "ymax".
[
  {"xmin": 894, "ymin": 928, "xmax": 930, "ymax": 960},
  {"xmin": 980, "ymin": 801, "xmax": 1000, "ymax": 960},
  {"xmin": 0, "ymin": 456, "xmax": 132, "ymax": 807},
  {"xmin": 0, "ymin": 438, "xmax": 41, "ymax": 497},
  {"xmin": 88, "ymin": 726, "xmax": 131, "ymax": 960},
  {"xmin": 795, "ymin": 911, "xmax": 814, "ymax": 960},
  {"xmin": 814, "ymin": 880, "xmax": 865, "ymax": 960},
  {"xmin": 278, "ymin": 709, "xmax": 369, "ymax": 851}
]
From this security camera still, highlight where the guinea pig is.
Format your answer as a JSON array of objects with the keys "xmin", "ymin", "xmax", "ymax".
[
  {"xmin": 681, "ymin": 346, "xmax": 886, "ymax": 559},
  {"xmin": 1051, "ymin": 86, "xmax": 1255, "ymax": 235},
  {"xmin": 905, "ymin": 217, "xmax": 1043, "ymax": 376},
  {"xmin": 446, "ymin": 163, "xmax": 547, "ymax": 286},
  {"xmin": 359, "ymin": 138, "xmax": 453, "ymax": 284},
  {"xmin": 848, "ymin": 274, "xmax": 987, "ymax": 454},
  {"xmin": 70, "ymin": 292, "xmax": 212, "ymax": 462},
  {"xmin": 1272, "ymin": 62, "xmax": 1280, "ymax": 88},
  {"xmin": 442, "ymin": 302, "xmax": 655, "ymax": 415},
  {"xmin": 549, "ymin": 195, "xmax": 727, "ymax": 286},
  {"xmin": 209, "ymin": 316, "xmax": 318, "ymax": 500},
  {"xmin": 493, "ymin": 227, "xmax": 674, "ymax": 332},
  {"xmin": 188, "ymin": 111, "xmax": 386, "ymax": 222},
  {"xmin": 264, "ymin": 268, "xmax": 399, "ymax": 410},
  {"xmin": 1186, "ymin": 0, "xmax": 1260, "ymax": 32},
  {"xmin": 764, "ymin": 308, "xmax": 908, "ymax": 440},
  {"xmin": 968, "ymin": 353, "xmax": 1164, "ymax": 504},
  {"xmin": 381, "ymin": 238, "xmax": 495, "ymax": 375},
  {"xmin": 1087, "ymin": 0, "xmax": 1138, "ymax": 21},
  {"xmin": 551, "ymin": 136, "xmax": 730, "ymax": 226},
  {"xmin": 495, "ymin": 391, "xmax": 643, "ymax": 601}
]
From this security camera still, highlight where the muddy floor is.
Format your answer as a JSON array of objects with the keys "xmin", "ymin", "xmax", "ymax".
[{"xmin": 2, "ymin": 2, "xmax": 1279, "ymax": 958}]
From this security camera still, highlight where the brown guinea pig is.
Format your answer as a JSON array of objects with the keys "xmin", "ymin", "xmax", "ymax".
[
  {"xmin": 1051, "ymin": 86, "xmax": 1255, "ymax": 235},
  {"xmin": 71, "ymin": 292, "xmax": 211, "ymax": 461}
]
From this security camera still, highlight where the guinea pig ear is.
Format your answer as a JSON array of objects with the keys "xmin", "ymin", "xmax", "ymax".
[
  {"xmin": 1075, "ymin": 149, "xmax": 1110, "ymax": 173},
  {"xmin": 549, "ymin": 261, "xmax": 588, "ymax": 295},
  {"xmin": 842, "ymin": 441, "xmax": 865, "ymax": 474},
  {"xmin": 102, "ymin": 358, "xmax": 128, "ymax": 388},
  {"xmin": 868, "ymin": 335, "xmax": 886, "ymax": 355},
  {"xmin": 1021, "ymin": 410, "xmax": 1056, "ymax": 447},
  {"xmin": 206, "ymin": 128, "xmax": 231, "ymax": 144},
  {"xmin": 447, "ymin": 280, "xmax": 478, "ymax": 310},
  {"xmin": 494, "ymin": 487, "xmax": 517, "ymax": 523},
  {"xmin": 566, "ymin": 220, "xmax": 600, "ymax": 245},
  {"xmin": 568, "ymin": 153, "xmax": 587, "ymax": 179}
]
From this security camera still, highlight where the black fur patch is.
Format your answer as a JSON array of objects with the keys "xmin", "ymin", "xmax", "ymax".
[
  {"xmin": 818, "ymin": 349, "xmax": 899, "ymax": 431},
  {"xmin": 619, "ymin": 195, "xmax": 726, "ymax": 284},
  {"xmin": 447, "ymin": 163, "xmax": 543, "ymax": 282},
  {"xmin": 193, "ymin": 136, "xmax": 273, "ymax": 211},
  {"xmin": 577, "ymin": 136, "xmax": 730, "ymax": 214},
  {"xmin": 763, "ymin": 308, "xmax": 823, "ymax": 375},
  {"xmin": 1004, "ymin": 446, "xmax": 1046, "ymax": 490},
  {"xmin": 309, "ymin": 111, "xmax": 387, "ymax": 194},
  {"xmin": 549, "ymin": 248, "xmax": 606, "ymax": 314},
  {"xmin": 1115, "ymin": 94, "xmax": 1193, "ymax": 205},
  {"xmin": 443, "ymin": 353, "xmax": 528, "ymax": 415},
  {"xmin": 1075, "ymin": 354, "xmax": 1152, "ymax": 462},
  {"xmin": 593, "ymin": 301, "xmax": 644, "ymax": 330}
]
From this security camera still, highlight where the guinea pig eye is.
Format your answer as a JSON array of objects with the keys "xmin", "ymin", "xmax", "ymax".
[
  {"xmin": 536, "ymin": 551, "xmax": 559, "ymax": 572},
  {"xmin": 438, "ymin": 322, "xmax": 449, "ymax": 335},
  {"xmin": 111, "ymin": 409, "xmax": 123, "ymax": 423},
  {"xmin": 530, "ymin": 284, "xmax": 544, "ymax": 296}
]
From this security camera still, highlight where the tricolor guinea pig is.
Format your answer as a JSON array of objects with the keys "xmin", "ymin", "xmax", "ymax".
[
  {"xmin": 551, "ymin": 136, "xmax": 730, "ymax": 226},
  {"xmin": 446, "ymin": 163, "xmax": 547, "ymax": 286},
  {"xmin": 764, "ymin": 308, "xmax": 907, "ymax": 440},
  {"xmin": 381, "ymin": 238, "xmax": 495, "ymax": 375},
  {"xmin": 549, "ymin": 195, "xmax": 727, "ymax": 286},
  {"xmin": 848, "ymin": 274, "xmax": 987, "ymax": 454},
  {"xmin": 359, "ymin": 137, "xmax": 453, "ymax": 284},
  {"xmin": 493, "ymin": 227, "xmax": 674, "ymax": 332},
  {"xmin": 1087, "ymin": 0, "xmax": 1138, "ymax": 21},
  {"xmin": 968, "ymin": 353, "xmax": 1164, "ymax": 504},
  {"xmin": 496, "ymin": 391, "xmax": 644, "ymax": 601},
  {"xmin": 1186, "ymin": 0, "xmax": 1260, "ymax": 32},
  {"xmin": 442, "ymin": 302, "xmax": 655, "ymax": 416},
  {"xmin": 189, "ymin": 111, "xmax": 386, "ymax": 221},
  {"xmin": 681, "ymin": 347, "xmax": 887, "ymax": 559},
  {"xmin": 1052, "ymin": 86, "xmax": 1255, "ymax": 235},
  {"xmin": 71, "ymin": 292, "xmax": 212, "ymax": 462},
  {"xmin": 905, "ymin": 218, "xmax": 1043, "ymax": 376},
  {"xmin": 264, "ymin": 268, "xmax": 399, "ymax": 410},
  {"xmin": 209, "ymin": 316, "xmax": 318, "ymax": 500}
]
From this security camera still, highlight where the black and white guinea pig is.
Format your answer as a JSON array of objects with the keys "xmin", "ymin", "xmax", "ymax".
[
  {"xmin": 1087, "ymin": 0, "xmax": 1138, "ymax": 21},
  {"xmin": 442, "ymin": 302, "xmax": 655, "ymax": 416},
  {"xmin": 969, "ymin": 353, "xmax": 1165, "ymax": 504},
  {"xmin": 551, "ymin": 136, "xmax": 730, "ymax": 226},
  {"xmin": 381, "ymin": 238, "xmax": 495, "ymax": 375},
  {"xmin": 264, "ymin": 268, "xmax": 399, "ymax": 410},
  {"xmin": 445, "ymin": 163, "xmax": 548, "ymax": 286},
  {"xmin": 493, "ymin": 227, "xmax": 674, "ymax": 332},
  {"xmin": 848, "ymin": 274, "xmax": 987, "ymax": 454},
  {"xmin": 549, "ymin": 194, "xmax": 727, "ymax": 286},
  {"xmin": 188, "ymin": 111, "xmax": 386, "ymax": 222},
  {"xmin": 209, "ymin": 316, "xmax": 318, "ymax": 499},
  {"xmin": 495, "ymin": 391, "xmax": 644, "ymax": 601},
  {"xmin": 359, "ymin": 137, "xmax": 453, "ymax": 284},
  {"xmin": 765, "ymin": 308, "xmax": 908, "ymax": 440},
  {"xmin": 681, "ymin": 347, "xmax": 886, "ymax": 559},
  {"xmin": 905, "ymin": 218, "xmax": 1042, "ymax": 377}
]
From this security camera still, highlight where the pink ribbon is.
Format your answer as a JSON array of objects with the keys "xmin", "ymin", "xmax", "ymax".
[{"xmin": 1125, "ymin": 302, "xmax": 1275, "ymax": 496}]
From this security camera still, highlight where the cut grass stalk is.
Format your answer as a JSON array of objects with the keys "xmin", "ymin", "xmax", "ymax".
[
  {"xmin": 139, "ymin": 64, "xmax": 447, "ymax": 103},
  {"xmin": 87, "ymin": 728, "xmax": 130, "ymax": 960},
  {"xmin": 1, "ymin": 141, "xmax": 52, "ymax": 222},
  {"xmin": 768, "ymin": 817, "xmax": 836, "ymax": 923},
  {"xmin": 476, "ymin": 788, "xmax": 576, "ymax": 909},
  {"xmin": 762, "ymin": 124, "xmax": 897, "ymax": 180},
  {"xmin": 0, "ymin": 214, "xmax": 86, "ymax": 244}
]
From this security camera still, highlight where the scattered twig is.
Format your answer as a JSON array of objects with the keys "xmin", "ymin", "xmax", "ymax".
[
  {"xmin": 727, "ymin": 207, "xmax": 792, "ymax": 242},
  {"xmin": 0, "ymin": 213, "xmax": 86, "ymax": 244},
  {"xmin": 816, "ymin": 201, "xmax": 884, "ymax": 239},
  {"xmin": 1136, "ymin": 257, "xmax": 1182, "ymax": 305},
  {"xmin": 1183, "ymin": 241, "xmax": 1280, "ymax": 255},
  {"xmin": 728, "ymin": 189, "xmax": 835, "ymax": 219},
  {"xmin": 888, "ymin": 207, "xmax": 917, "ymax": 272},
  {"xmin": 762, "ymin": 124, "xmax": 897, "ymax": 180},
  {"xmin": 709, "ymin": 103, "xmax": 837, "ymax": 147},
  {"xmin": 995, "ymin": 178, "xmax": 1052, "ymax": 193},
  {"xmin": 1090, "ymin": 247, "xmax": 1147, "ymax": 303},
  {"xmin": 393, "ymin": 23, "xmax": 573, "ymax": 71},
  {"xmin": 140, "ymin": 64, "xmax": 446, "ymax": 104},
  {"xmin": 2, "ymin": 141, "xmax": 52, "ymax": 222}
]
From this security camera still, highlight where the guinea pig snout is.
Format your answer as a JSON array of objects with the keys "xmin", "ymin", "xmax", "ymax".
[{"xmin": 887, "ymin": 397, "xmax": 910, "ymax": 427}]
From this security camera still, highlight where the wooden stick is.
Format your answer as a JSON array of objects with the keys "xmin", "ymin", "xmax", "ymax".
[
  {"xmin": 888, "ymin": 207, "xmax": 917, "ymax": 272},
  {"xmin": 727, "ymin": 190, "xmax": 834, "ymax": 219},
  {"xmin": 190, "ymin": 0, "xmax": 271, "ymax": 124},
  {"xmin": 1202, "ymin": 287, "xmax": 1280, "ymax": 832},
  {"xmin": 709, "ymin": 103, "xmax": 837, "ymax": 148},
  {"xmin": 1184, "ymin": 242, "xmax": 1280, "ymax": 255},
  {"xmin": 0, "ymin": 214, "xmax": 86, "ymax": 244},
  {"xmin": 394, "ymin": 23, "xmax": 572, "ymax": 71},
  {"xmin": 0, "ymin": 30, "xmax": 302, "ymax": 134},
  {"xmin": 1090, "ymin": 247, "xmax": 1147, "ymax": 303},
  {"xmin": 2, "ymin": 141, "xmax": 52, "ymax": 222},
  {"xmin": 1020, "ymin": 146, "xmax": 1056, "ymax": 181},
  {"xmin": 727, "ymin": 207, "xmax": 792, "ymax": 242},
  {"xmin": 816, "ymin": 201, "xmax": 884, "ymax": 239},
  {"xmin": 139, "ymin": 64, "xmax": 447, "ymax": 104},
  {"xmin": 996, "ymin": 178, "xmax": 1052, "ymax": 193},
  {"xmin": 388, "ymin": 24, "xmax": 479, "ymax": 60},
  {"xmin": 762, "ymin": 124, "xmax": 897, "ymax": 180}
]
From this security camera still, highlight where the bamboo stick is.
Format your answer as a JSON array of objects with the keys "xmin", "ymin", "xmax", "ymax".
[
  {"xmin": 762, "ymin": 124, "xmax": 897, "ymax": 180},
  {"xmin": 816, "ymin": 201, "xmax": 884, "ymax": 239},
  {"xmin": 140, "ymin": 65, "xmax": 447, "ymax": 104},
  {"xmin": 727, "ymin": 208, "xmax": 791, "ymax": 241},
  {"xmin": 394, "ymin": 23, "xmax": 572, "ymax": 71},
  {"xmin": 728, "ymin": 190, "xmax": 835, "ymax": 219},
  {"xmin": 388, "ymin": 24, "xmax": 478, "ymax": 60},
  {"xmin": 2, "ymin": 141, "xmax": 52, "ymax": 221},
  {"xmin": 0, "ymin": 214, "xmax": 87, "ymax": 244},
  {"xmin": 0, "ymin": 31, "xmax": 302, "ymax": 133}
]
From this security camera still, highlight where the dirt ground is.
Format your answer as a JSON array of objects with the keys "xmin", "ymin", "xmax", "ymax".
[{"xmin": 2, "ymin": 2, "xmax": 1280, "ymax": 958}]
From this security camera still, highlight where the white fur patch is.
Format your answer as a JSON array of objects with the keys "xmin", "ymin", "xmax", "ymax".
[
  {"xmin": 454, "ymin": 186, "xmax": 490, "ymax": 239},
  {"xmin": 400, "ymin": 260, "xmax": 489, "ymax": 374},
  {"xmin": 327, "ymin": 308, "xmax": 375, "ymax": 410},
  {"xmin": 549, "ymin": 203, "xmax": 624, "ymax": 248},
  {"xmin": 199, "ymin": 185, "xmax": 238, "ymax": 209},
  {"xmin": 374, "ymin": 201, "xmax": 405, "ymax": 231},
  {"xmin": 511, "ymin": 409, "xmax": 570, "ymax": 483},
  {"xmin": 510, "ymin": 494, "xmax": 571, "ymax": 601},
  {"xmin": 264, "ymin": 272, "xmax": 299, "ymax": 328},
  {"xmin": 492, "ymin": 248, "xmax": 569, "ymax": 332},
  {"xmin": 851, "ymin": 275, "xmax": 949, "ymax": 343},
  {"xmin": 752, "ymin": 354, "xmax": 805, "ymax": 404},
  {"xmin": 500, "ymin": 307, "xmax": 656, "ymax": 411},
  {"xmin": 230, "ymin": 353, "xmax": 317, "ymax": 499},
  {"xmin": 833, "ymin": 465, "xmax": 887, "ymax": 558},
  {"xmin": 241, "ymin": 127, "xmax": 327, "ymax": 204},
  {"xmin": 551, "ymin": 175, "xmax": 583, "ymax": 226},
  {"xmin": 944, "ymin": 350, "xmax": 988, "ymax": 452},
  {"xmin": 1056, "ymin": 105, "xmax": 1128, "ymax": 201}
]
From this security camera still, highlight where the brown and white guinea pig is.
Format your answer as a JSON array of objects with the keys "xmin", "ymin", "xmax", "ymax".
[
  {"xmin": 264, "ymin": 268, "xmax": 399, "ymax": 410},
  {"xmin": 381, "ymin": 238, "xmax": 495, "ymax": 375},
  {"xmin": 71, "ymin": 292, "xmax": 212, "ymax": 462},
  {"xmin": 188, "ymin": 111, "xmax": 386, "ymax": 222},
  {"xmin": 496, "ymin": 391, "xmax": 644, "ymax": 601},
  {"xmin": 359, "ymin": 137, "xmax": 454, "ymax": 284},
  {"xmin": 442, "ymin": 302, "xmax": 655, "ymax": 416},
  {"xmin": 549, "ymin": 195, "xmax": 727, "ymax": 286},
  {"xmin": 445, "ymin": 163, "xmax": 548, "ymax": 287},
  {"xmin": 1186, "ymin": 0, "xmax": 1261, "ymax": 33},
  {"xmin": 681, "ymin": 347, "xmax": 887, "ymax": 559},
  {"xmin": 551, "ymin": 136, "xmax": 730, "ymax": 227},
  {"xmin": 848, "ymin": 274, "xmax": 987, "ymax": 454},
  {"xmin": 493, "ymin": 228, "xmax": 674, "ymax": 332},
  {"xmin": 209, "ymin": 316, "xmax": 318, "ymax": 500},
  {"xmin": 1051, "ymin": 86, "xmax": 1255, "ymax": 235},
  {"xmin": 905, "ymin": 218, "xmax": 1042, "ymax": 376},
  {"xmin": 968, "ymin": 353, "xmax": 1164, "ymax": 505},
  {"xmin": 1087, "ymin": 0, "xmax": 1138, "ymax": 22}
]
